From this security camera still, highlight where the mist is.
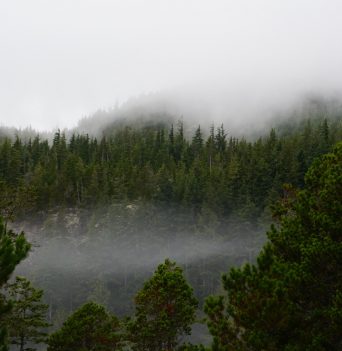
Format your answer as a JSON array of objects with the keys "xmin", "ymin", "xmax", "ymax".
[
  {"xmin": 73, "ymin": 90, "xmax": 342, "ymax": 139},
  {"xmin": 11, "ymin": 204, "xmax": 265, "ymax": 323},
  {"xmin": 20, "ymin": 225, "xmax": 260, "ymax": 278},
  {"xmin": 1, "ymin": 0, "xmax": 342, "ymax": 131},
  {"xmin": 1, "ymin": 1, "xmax": 341, "ymax": 348}
]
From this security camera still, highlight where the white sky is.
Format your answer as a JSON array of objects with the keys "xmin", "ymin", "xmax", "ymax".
[{"xmin": 1, "ymin": 0, "xmax": 342, "ymax": 130}]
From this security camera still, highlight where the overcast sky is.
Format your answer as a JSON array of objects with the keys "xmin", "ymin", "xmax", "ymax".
[{"xmin": 1, "ymin": 0, "xmax": 342, "ymax": 130}]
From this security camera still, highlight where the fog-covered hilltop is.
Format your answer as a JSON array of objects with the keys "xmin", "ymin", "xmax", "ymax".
[
  {"xmin": 74, "ymin": 93, "xmax": 342, "ymax": 139},
  {"xmin": 2, "ymin": 0, "xmax": 342, "ymax": 348},
  {"xmin": 2, "ymin": 93, "xmax": 342, "ymax": 142}
]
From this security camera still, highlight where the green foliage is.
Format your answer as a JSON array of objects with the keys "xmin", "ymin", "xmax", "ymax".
[
  {"xmin": 0, "ymin": 217, "xmax": 31, "ymax": 351},
  {"xmin": 4, "ymin": 276, "xmax": 49, "ymax": 351},
  {"xmin": 47, "ymin": 301, "xmax": 122, "ymax": 351},
  {"xmin": 0, "ymin": 110, "xmax": 341, "ymax": 350},
  {"xmin": 1, "ymin": 115, "xmax": 340, "ymax": 222},
  {"xmin": 129, "ymin": 259, "xmax": 198, "ymax": 351},
  {"xmin": 205, "ymin": 142, "xmax": 342, "ymax": 350},
  {"xmin": 0, "ymin": 182, "xmax": 36, "ymax": 224}
]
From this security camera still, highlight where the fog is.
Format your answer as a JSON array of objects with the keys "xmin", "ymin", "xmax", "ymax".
[
  {"xmin": 21, "ymin": 227, "xmax": 260, "ymax": 277},
  {"xmin": 12, "ymin": 205, "xmax": 265, "ymax": 323},
  {"xmin": 1, "ymin": 0, "xmax": 342, "ymax": 131},
  {"xmin": 73, "ymin": 91, "xmax": 342, "ymax": 139},
  {"xmin": 1, "ymin": 3, "xmax": 341, "ymax": 347}
]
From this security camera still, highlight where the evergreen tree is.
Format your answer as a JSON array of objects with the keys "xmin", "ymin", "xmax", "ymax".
[
  {"xmin": 192, "ymin": 126, "xmax": 203, "ymax": 157},
  {"xmin": 47, "ymin": 302, "xmax": 122, "ymax": 351},
  {"xmin": 0, "ymin": 217, "xmax": 31, "ymax": 351},
  {"xmin": 205, "ymin": 142, "xmax": 342, "ymax": 350},
  {"xmin": 215, "ymin": 124, "xmax": 227, "ymax": 154},
  {"xmin": 4, "ymin": 276, "xmax": 49, "ymax": 351},
  {"xmin": 129, "ymin": 259, "xmax": 198, "ymax": 351}
]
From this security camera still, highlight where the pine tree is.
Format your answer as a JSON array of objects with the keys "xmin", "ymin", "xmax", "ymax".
[
  {"xmin": 47, "ymin": 302, "xmax": 122, "ymax": 351},
  {"xmin": 0, "ymin": 217, "xmax": 31, "ymax": 351},
  {"xmin": 129, "ymin": 259, "xmax": 198, "ymax": 351},
  {"xmin": 215, "ymin": 124, "xmax": 227, "ymax": 154},
  {"xmin": 4, "ymin": 276, "xmax": 49, "ymax": 351},
  {"xmin": 205, "ymin": 142, "xmax": 342, "ymax": 350},
  {"xmin": 192, "ymin": 126, "xmax": 203, "ymax": 157}
]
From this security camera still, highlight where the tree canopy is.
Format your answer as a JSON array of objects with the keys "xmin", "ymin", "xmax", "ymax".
[
  {"xmin": 0, "ymin": 116, "xmax": 340, "ymax": 224},
  {"xmin": 47, "ymin": 301, "xmax": 122, "ymax": 351},
  {"xmin": 205, "ymin": 142, "xmax": 342, "ymax": 350},
  {"xmin": 4, "ymin": 276, "xmax": 49, "ymax": 351},
  {"xmin": 0, "ymin": 217, "xmax": 31, "ymax": 351},
  {"xmin": 0, "ymin": 112, "xmax": 341, "ymax": 350},
  {"xmin": 129, "ymin": 259, "xmax": 198, "ymax": 351}
]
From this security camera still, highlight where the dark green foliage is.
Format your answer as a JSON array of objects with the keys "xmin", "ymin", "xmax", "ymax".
[
  {"xmin": 0, "ymin": 115, "xmax": 340, "ymax": 222},
  {"xmin": 0, "ymin": 109, "xmax": 341, "ymax": 349},
  {"xmin": 0, "ymin": 217, "xmax": 31, "ymax": 351},
  {"xmin": 4, "ymin": 276, "xmax": 49, "ymax": 351},
  {"xmin": 0, "ymin": 181, "xmax": 36, "ymax": 224},
  {"xmin": 129, "ymin": 259, "xmax": 198, "ymax": 351},
  {"xmin": 0, "ymin": 221, "xmax": 30, "ymax": 287},
  {"xmin": 47, "ymin": 301, "xmax": 122, "ymax": 351},
  {"xmin": 205, "ymin": 142, "xmax": 342, "ymax": 350}
]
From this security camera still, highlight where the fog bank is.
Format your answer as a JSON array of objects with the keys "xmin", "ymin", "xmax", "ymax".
[{"xmin": 1, "ymin": 0, "xmax": 342, "ymax": 130}]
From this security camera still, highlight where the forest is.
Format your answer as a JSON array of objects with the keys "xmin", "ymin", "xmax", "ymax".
[
  {"xmin": 2, "ymin": 0, "xmax": 342, "ymax": 348},
  {"xmin": 0, "ymin": 107, "xmax": 341, "ymax": 350}
]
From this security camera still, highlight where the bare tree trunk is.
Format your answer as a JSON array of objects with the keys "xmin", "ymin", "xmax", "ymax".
[{"xmin": 20, "ymin": 334, "xmax": 25, "ymax": 351}]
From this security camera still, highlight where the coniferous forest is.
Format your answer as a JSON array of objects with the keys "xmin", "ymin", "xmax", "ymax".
[
  {"xmin": 0, "ymin": 102, "xmax": 341, "ymax": 350},
  {"xmin": 1, "ymin": 113, "xmax": 341, "ymax": 220},
  {"xmin": 3, "ymin": 0, "xmax": 342, "ymax": 348}
]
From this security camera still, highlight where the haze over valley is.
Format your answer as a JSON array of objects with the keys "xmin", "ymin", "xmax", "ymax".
[{"xmin": 0, "ymin": 1, "xmax": 341, "ymax": 350}]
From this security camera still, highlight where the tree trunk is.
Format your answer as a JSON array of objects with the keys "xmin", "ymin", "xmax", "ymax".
[{"xmin": 19, "ymin": 334, "xmax": 24, "ymax": 351}]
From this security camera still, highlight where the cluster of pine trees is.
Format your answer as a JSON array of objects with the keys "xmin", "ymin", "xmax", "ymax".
[
  {"xmin": 1, "ymin": 116, "xmax": 341, "ymax": 224},
  {"xmin": 0, "ymin": 249, "xmax": 199, "ymax": 350},
  {"xmin": 0, "ymin": 141, "xmax": 341, "ymax": 350}
]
